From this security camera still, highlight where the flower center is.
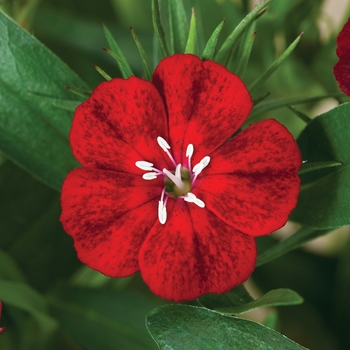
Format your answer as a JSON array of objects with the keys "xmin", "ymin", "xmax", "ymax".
[{"xmin": 135, "ymin": 136, "xmax": 210, "ymax": 224}]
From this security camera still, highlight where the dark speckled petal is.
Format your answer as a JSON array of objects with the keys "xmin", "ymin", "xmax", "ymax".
[
  {"xmin": 70, "ymin": 77, "xmax": 169, "ymax": 173},
  {"xmin": 138, "ymin": 201, "xmax": 256, "ymax": 302},
  {"xmin": 153, "ymin": 54, "xmax": 253, "ymax": 165},
  {"xmin": 60, "ymin": 168, "xmax": 160, "ymax": 276}
]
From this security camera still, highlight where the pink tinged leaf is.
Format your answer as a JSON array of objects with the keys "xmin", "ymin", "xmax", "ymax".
[
  {"xmin": 138, "ymin": 200, "xmax": 256, "ymax": 302},
  {"xmin": 60, "ymin": 168, "xmax": 160, "ymax": 276},
  {"xmin": 152, "ymin": 54, "xmax": 253, "ymax": 165},
  {"xmin": 70, "ymin": 77, "xmax": 169, "ymax": 173}
]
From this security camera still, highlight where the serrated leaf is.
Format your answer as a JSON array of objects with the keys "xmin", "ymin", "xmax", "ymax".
[
  {"xmin": 146, "ymin": 305, "xmax": 307, "ymax": 350},
  {"xmin": 168, "ymin": 0, "xmax": 188, "ymax": 53},
  {"xmin": 256, "ymin": 227, "xmax": 331, "ymax": 266},
  {"xmin": 103, "ymin": 24, "xmax": 133, "ymax": 78},
  {"xmin": 249, "ymin": 33, "xmax": 303, "ymax": 91},
  {"xmin": 202, "ymin": 20, "xmax": 224, "ymax": 60},
  {"xmin": 0, "ymin": 11, "xmax": 84, "ymax": 190},
  {"xmin": 130, "ymin": 27, "xmax": 152, "ymax": 80},
  {"xmin": 215, "ymin": 0, "xmax": 273, "ymax": 63},
  {"xmin": 152, "ymin": 0, "xmax": 170, "ymax": 58},
  {"xmin": 291, "ymin": 102, "xmax": 350, "ymax": 228},
  {"xmin": 198, "ymin": 285, "xmax": 303, "ymax": 314},
  {"xmin": 49, "ymin": 287, "xmax": 160, "ymax": 350},
  {"xmin": 184, "ymin": 9, "xmax": 197, "ymax": 55}
]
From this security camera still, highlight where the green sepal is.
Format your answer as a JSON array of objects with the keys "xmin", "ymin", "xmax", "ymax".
[
  {"xmin": 257, "ymin": 227, "xmax": 331, "ymax": 266},
  {"xmin": 215, "ymin": 0, "xmax": 273, "ymax": 64},
  {"xmin": 65, "ymin": 86, "xmax": 91, "ymax": 99},
  {"xmin": 252, "ymin": 91, "xmax": 270, "ymax": 105},
  {"xmin": 198, "ymin": 285, "xmax": 303, "ymax": 314},
  {"xmin": 146, "ymin": 304, "xmax": 308, "ymax": 350},
  {"xmin": 184, "ymin": 9, "xmax": 197, "ymax": 55},
  {"xmin": 103, "ymin": 24, "xmax": 133, "ymax": 78},
  {"xmin": 249, "ymin": 33, "xmax": 303, "ymax": 91},
  {"xmin": 299, "ymin": 161, "xmax": 342, "ymax": 175},
  {"xmin": 93, "ymin": 63, "xmax": 112, "ymax": 81},
  {"xmin": 234, "ymin": 21, "xmax": 256, "ymax": 78},
  {"xmin": 130, "ymin": 27, "xmax": 152, "ymax": 80},
  {"xmin": 249, "ymin": 92, "xmax": 343, "ymax": 120},
  {"xmin": 168, "ymin": 0, "xmax": 188, "ymax": 53},
  {"xmin": 152, "ymin": 0, "xmax": 170, "ymax": 58},
  {"xmin": 202, "ymin": 20, "xmax": 225, "ymax": 60},
  {"xmin": 287, "ymin": 105, "xmax": 312, "ymax": 123}
]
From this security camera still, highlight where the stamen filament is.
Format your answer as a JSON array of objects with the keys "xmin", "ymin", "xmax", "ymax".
[
  {"xmin": 157, "ymin": 136, "xmax": 177, "ymax": 167},
  {"xmin": 186, "ymin": 144, "xmax": 194, "ymax": 172},
  {"xmin": 163, "ymin": 168, "xmax": 185, "ymax": 190}
]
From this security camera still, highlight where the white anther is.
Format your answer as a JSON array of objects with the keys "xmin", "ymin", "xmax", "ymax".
[
  {"xmin": 183, "ymin": 192, "xmax": 205, "ymax": 208},
  {"xmin": 186, "ymin": 144, "xmax": 194, "ymax": 158},
  {"xmin": 163, "ymin": 168, "xmax": 185, "ymax": 190},
  {"xmin": 158, "ymin": 200, "xmax": 167, "ymax": 224},
  {"xmin": 136, "ymin": 161, "xmax": 154, "ymax": 171},
  {"xmin": 142, "ymin": 172, "xmax": 158, "ymax": 180},
  {"xmin": 192, "ymin": 156, "xmax": 211, "ymax": 176},
  {"xmin": 157, "ymin": 136, "xmax": 171, "ymax": 151}
]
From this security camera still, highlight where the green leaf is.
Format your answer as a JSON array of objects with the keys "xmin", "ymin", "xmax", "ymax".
[
  {"xmin": 215, "ymin": 0, "xmax": 273, "ymax": 63},
  {"xmin": 202, "ymin": 20, "xmax": 224, "ymax": 60},
  {"xmin": 0, "ymin": 11, "xmax": 84, "ymax": 190},
  {"xmin": 256, "ymin": 227, "xmax": 331, "ymax": 266},
  {"xmin": 198, "ymin": 285, "xmax": 303, "ymax": 314},
  {"xmin": 49, "ymin": 287, "xmax": 160, "ymax": 350},
  {"xmin": 168, "ymin": 0, "xmax": 188, "ymax": 53},
  {"xmin": 146, "ymin": 305, "xmax": 307, "ymax": 350},
  {"xmin": 299, "ymin": 161, "xmax": 342, "ymax": 175},
  {"xmin": 130, "ymin": 27, "xmax": 152, "ymax": 80},
  {"xmin": 287, "ymin": 105, "xmax": 312, "ymax": 124},
  {"xmin": 0, "ymin": 249, "xmax": 26, "ymax": 283},
  {"xmin": 103, "ymin": 24, "xmax": 133, "ymax": 78},
  {"xmin": 249, "ymin": 93, "xmax": 342, "ymax": 120},
  {"xmin": 0, "ymin": 280, "xmax": 58, "ymax": 335},
  {"xmin": 184, "ymin": 9, "xmax": 197, "ymax": 55},
  {"xmin": 234, "ymin": 21, "xmax": 256, "ymax": 78},
  {"xmin": 152, "ymin": 0, "xmax": 170, "ymax": 58},
  {"xmin": 291, "ymin": 102, "xmax": 350, "ymax": 228},
  {"xmin": 249, "ymin": 33, "xmax": 303, "ymax": 91}
]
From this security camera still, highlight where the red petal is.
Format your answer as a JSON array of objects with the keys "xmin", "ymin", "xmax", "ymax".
[
  {"xmin": 334, "ymin": 18, "xmax": 350, "ymax": 96},
  {"xmin": 205, "ymin": 119, "xmax": 302, "ymax": 175},
  {"xmin": 153, "ymin": 54, "xmax": 253, "ymax": 165},
  {"xmin": 193, "ymin": 119, "xmax": 301, "ymax": 236},
  {"xmin": 70, "ymin": 77, "xmax": 169, "ymax": 173},
  {"xmin": 60, "ymin": 168, "xmax": 160, "ymax": 276},
  {"xmin": 139, "ymin": 201, "xmax": 256, "ymax": 302}
]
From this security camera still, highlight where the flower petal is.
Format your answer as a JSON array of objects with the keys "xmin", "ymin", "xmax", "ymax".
[
  {"xmin": 70, "ymin": 77, "xmax": 169, "ymax": 173},
  {"xmin": 139, "ymin": 201, "xmax": 256, "ymax": 301},
  {"xmin": 205, "ymin": 119, "xmax": 302, "ymax": 175},
  {"xmin": 195, "ymin": 173, "xmax": 300, "ymax": 236},
  {"xmin": 60, "ymin": 168, "xmax": 160, "ymax": 276},
  {"xmin": 334, "ymin": 18, "xmax": 350, "ymax": 96},
  {"xmin": 153, "ymin": 54, "xmax": 253, "ymax": 165}
]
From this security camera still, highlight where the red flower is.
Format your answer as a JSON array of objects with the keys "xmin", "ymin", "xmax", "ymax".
[
  {"xmin": 60, "ymin": 54, "xmax": 301, "ymax": 302},
  {"xmin": 0, "ymin": 301, "xmax": 5, "ymax": 333},
  {"xmin": 334, "ymin": 17, "xmax": 350, "ymax": 96}
]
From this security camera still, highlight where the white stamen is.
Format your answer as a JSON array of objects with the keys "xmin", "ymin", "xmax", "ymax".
[
  {"xmin": 175, "ymin": 164, "xmax": 182, "ymax": 179},
  {"xmin": 158, "ymin": 200, "xmax": 167, "ymax": 224},
  {"xmin": 186, "ymin": 144, "xmax": 194, "ymax": 171},
  {"xmin": 186, "ymin": 144, "xmax": 194, "ymax": 158},
  {"xmin": 157, "ymin": 136, "xmax": 171, "ymax": 150},
  {"xmin": 136, "ymin": 161, "xmax": 154, "ymax": 171},
  {"xmin": 157, "ymin": 136, "xmax": 177, "ymax": 167},
  {"xmin": 200, "ymin": 156, "xmax": 211, "ymax": 168},
  {"xmin": 192, "ymin": 156, "xmax": 211, "ymax": 176},
  {"xmin": 163, "ymin": 168, "xmax": 185, "ymax": 190},
  {"xmin": 183, "ymin": 192, "xmax": 205, "ymax": 208},
  {"xmin": 142, "ymin": 172, "xmax": 158, "ymax": 180}
]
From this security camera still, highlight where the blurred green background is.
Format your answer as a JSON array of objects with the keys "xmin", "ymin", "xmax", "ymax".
[{"xmin": 0, "ymin": 0, "xmax": 350, "ymax": 349}]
